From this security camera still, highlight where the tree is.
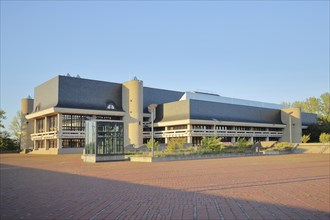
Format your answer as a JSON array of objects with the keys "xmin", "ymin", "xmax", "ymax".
[
  {"xmin": 0, "ymin": 130, "xmax": 19, "ymax": 152},
  {"xmin": 319, "ymin": 92, "xmax": 330, "ymax": 122},
  {"xmin": 281, "ymin": 102, "xmax": 293, "ymax": 108},
  {"xmin": 10, "ymin": 111, "xmax": 22, "ymax": 142},
  {"xmin": 0, "ymin": 109, "xmax": 6, "ymax": 129},
  {"xmin": 304, "ymin": 97, "xmax": 320, "ymax": 114}
]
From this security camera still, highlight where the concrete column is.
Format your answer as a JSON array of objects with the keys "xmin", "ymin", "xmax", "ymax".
[
  {"xmin": 249, "ymin": 137, "xmax": 254, "ymax": 143},
  {"xmin": 57, "ymin": 114, "xmax": 62, "ymax": 131},
  {"xmin": 122, "ymin": 79, "xmax": 143, "ymax": 147},
  {"xmin": 34, "ymin": 119, "xmax": 37, "ymax": 133},
  {"xmin": 231, "ymin": 137, "xmax": 236, "ymax": 143},
  {"xmin": 45, "ymin": 140, "xmax": 49, "ymax": 150},
  {"xmin": 266, "ymin": 137, "xmax": 269, "ymax": 141},
  {"xmin": 280, "ymin": 108, "xmax": 302, "ymax": 143},
  {"xmin": 57, "ymin": 139, "xmax": 62, "ymax": 149},
  {"xmin": 45, "ymin": 116, "xmax": 48, "ymax": 132}
]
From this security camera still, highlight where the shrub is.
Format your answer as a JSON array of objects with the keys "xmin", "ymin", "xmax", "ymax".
[
  {"xmin": 236, "ymin": 137, "xmax": 252, "ymax": 149},
  {"xmin": 167, "ymin": 138, "xmax": 186, "ymax": 153},
  {"xmin": 146, "ymin": 139, "xmax": 160, "ymax": 151},
  {"xmin": 201, "ymin": 135, "xmax": 223, "ymax": 152},
  {"xmin": 301, "ymin": 134, "xmax": 310, "ymax": 143},
  {"xmin": 319, "ymin": 133, "xmax": 330, "ymax": 143}
]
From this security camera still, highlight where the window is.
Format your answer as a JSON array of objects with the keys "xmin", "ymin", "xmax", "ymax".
[
  {"xmin": 48, "ymin": 115, "xmax": 57, "ymax": 131},
  {"xmin": 62, "ymin": 139, "xmax": 85, "ymax": 148},
  {"xmin": 62, "ymin": 114, "xmax": 89, "ymax": 131},
  {"xmin": 106, "ymin": 104, "xmax": 115, "ymax": 110},
  {"xmin": 36, "ymin": 118, "xmax": 44, "ymax": 133},
  {"xmin": 48, "ymin": 139, "xmax": 57, "ymax": 148}
]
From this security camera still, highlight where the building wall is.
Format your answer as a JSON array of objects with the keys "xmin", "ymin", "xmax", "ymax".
[
  {"xmin": 34, "ymin": 76, "xmax": 59, "ymax": 111},
  {"xmin": 189, "ymin": 100, "xmax": 282, "ymax": 124},
  {"xmin": 57, "ymin": 76, "xmax": 122, "ymax": 110},
  {"xmin": 122, "ymin": 79, "xmax": 143, "ymax": 147},
  {"xmin": 280, "ymin": 108, "xmax": 302, "ymax": 143},
  {"xmin": 143, "ymin": 87, "xmax": 184, "ymax": 113},
  {"xmin": 156, "ymin": 100, "xmax": 190, "ymax": 122}
]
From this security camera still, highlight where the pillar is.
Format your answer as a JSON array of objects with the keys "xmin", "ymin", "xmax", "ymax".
[
  {"xmin": 280, "ymin": 108, "xmax": 302, "ymax": 143},
  {"xmin": 122, "ymin": 78, "xmax": 143, "ymax": 147}
]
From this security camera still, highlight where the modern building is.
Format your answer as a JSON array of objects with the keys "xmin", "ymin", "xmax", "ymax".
[{"xmin": 21, "ymin": 75, "xmax": 317, "ymax": 154}]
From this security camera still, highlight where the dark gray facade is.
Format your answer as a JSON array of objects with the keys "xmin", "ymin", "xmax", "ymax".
[{"xmin": 57, "ymin": 76, "xmax": 123, "ymax": 111}]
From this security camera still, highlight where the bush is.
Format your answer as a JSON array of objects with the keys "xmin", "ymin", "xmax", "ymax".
[
  {"xmin": 201, "ymin": 135, "xmax": 223, "ymax": 152},
  {"xmin": 146, "ymin": 139, "xmax": 160, "ymax": 151},
  {"xmin": 167, "ymin": 138, "xmax": 186, "ymax": 153},
  {"xmin": 319, "ymin": 133, "xmax": 330, "ymax": 143},
  {"xmin": 301, "ymin": 134, "xmax": 310, "ymax": 143}
]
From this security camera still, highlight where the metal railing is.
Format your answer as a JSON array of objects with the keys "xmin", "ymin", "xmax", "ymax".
[
  {"xmin": 143, "ymin": 128, "xmax": 283, "ymax": 138},
  {"xmin": 31, "ymin": 130, "xmax": 85, "ymax": 140}
]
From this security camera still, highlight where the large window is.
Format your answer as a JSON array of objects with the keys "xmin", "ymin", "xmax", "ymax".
[
  {"xmin": 62, "ymin": 114, "xmax": 88, "ymax": 131},
  {"xmin": 85, "ymin": 121, "xmax": 124, "ymax": 155}
]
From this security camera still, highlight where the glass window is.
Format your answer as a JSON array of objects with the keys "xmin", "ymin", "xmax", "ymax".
[
  {"xmin": 48, "ymin": 115, "xmax": 57, "ymax": 131},
  {"xmin": 36, "ymin": 118, "xmax": 44, "ymax": 133},
  {"xmin": 85, "ymin": 121, "xmax": 124, "ymax": 156}
]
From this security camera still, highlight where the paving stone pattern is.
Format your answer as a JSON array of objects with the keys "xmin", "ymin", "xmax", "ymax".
[{"xmin": 1, "ymin": 154, "xmax": 329, "ymax": 219}]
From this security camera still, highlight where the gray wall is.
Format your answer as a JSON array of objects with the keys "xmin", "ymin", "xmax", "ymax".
[
  {"xmin": 34, "ymin": 76, "xmax": 59, "ymax": 111},
  {"xmin": 143, "ymin": 87, "xmax": 184, "ymax": 113},
  {"xmin": 189, "ymin": 100, "xmax": 283, "ymax": 124},
  {"xmin": 57, "ymin": 76, "xmax": 123, "ymax": 111}
]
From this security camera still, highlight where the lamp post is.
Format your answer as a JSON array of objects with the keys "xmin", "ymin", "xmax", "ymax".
[
  {"xmin": 288, "ymin": 112, "xmax": 293, "ymax": 143},
  {"xmin": 148, "ymin": 104, "xmax": 158, "ymax": 157}
]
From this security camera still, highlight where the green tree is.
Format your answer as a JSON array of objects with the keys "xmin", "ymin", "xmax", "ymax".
[
  {"xmin": 301, "ymin": 134, "xmax": 310, "ymax": 143},
  {"xmin": 320, "ymin": 92, "xmax": 330, "ymax": 122},
  {"xmin": 281, "ymin": 102, "xmax": 293, "ymax": 108},
  {"xmin": 0, "ymin": 130, "xmax": 19, "ymax": 152},
  {"xmin": 0, "ymin": 109, "xmax": 6, "ymax": 129},
  {"xmin": 9, "ymin": 111, "xmax": 22, "ymax": 142},
  {"xmin": 304, "ymin": 97, "xmax": 320, "ymax": 114}
]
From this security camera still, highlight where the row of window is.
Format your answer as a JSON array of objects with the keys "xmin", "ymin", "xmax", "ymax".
[{"xmin": 35, "ymin": 114, "xmax": 123, "ymax": 133}]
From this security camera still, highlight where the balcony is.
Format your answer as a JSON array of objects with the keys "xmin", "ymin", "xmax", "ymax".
[
  {"xmin": 143, "ymin": 128, "xmax": 283, "ymax": 138},
  {"xmin": 31, "ymin": 130, "xmax": 85, "ymax": 140}
]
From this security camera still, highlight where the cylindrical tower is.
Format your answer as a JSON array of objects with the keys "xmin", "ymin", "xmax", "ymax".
[
  {"xmin": 21, "ymin": 97, "xmax": 34, "ymax": 151},
  {"xmin": 122, "ymin": 78, "xmax": 143, "ymax": 147}
]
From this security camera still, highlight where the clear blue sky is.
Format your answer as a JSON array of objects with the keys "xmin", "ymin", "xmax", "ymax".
[{"xmin": 1, "ymin": 1, "xmax": 329, "ymax": 130}]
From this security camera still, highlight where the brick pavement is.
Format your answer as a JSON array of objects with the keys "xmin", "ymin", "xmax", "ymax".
[{"xmin": 0, "ymin": 154, "xmax": 329, "ymax": 219}]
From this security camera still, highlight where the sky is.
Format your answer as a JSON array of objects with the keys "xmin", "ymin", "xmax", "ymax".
[{"xmin": 1, "ymin": 1, "xmax": 329, "ymax": 130}]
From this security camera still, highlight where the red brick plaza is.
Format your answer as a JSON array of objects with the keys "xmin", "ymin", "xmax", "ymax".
[{"xmin": 1, "ymin": 154, "xmax": 329, "ymax": 220}]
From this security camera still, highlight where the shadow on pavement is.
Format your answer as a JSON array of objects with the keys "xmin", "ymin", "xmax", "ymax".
[{"xmin": 1, "ymin": 163, "xmax": 329, "ymax": 220}]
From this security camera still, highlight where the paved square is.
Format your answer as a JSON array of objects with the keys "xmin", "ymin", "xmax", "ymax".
[{"xmin": 1, "ymin": 154, "xmax": 329, "ymax": 219}]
